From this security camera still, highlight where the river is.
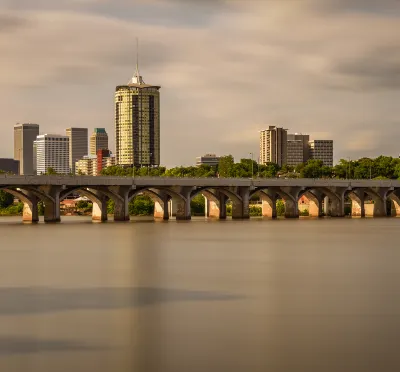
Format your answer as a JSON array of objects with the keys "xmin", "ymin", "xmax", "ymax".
[{"xmin": 0, "ymin": 216, "xmax": 399, "ymax": 372}]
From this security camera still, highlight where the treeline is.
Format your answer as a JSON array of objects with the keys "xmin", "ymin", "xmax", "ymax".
[{"xmin": 101, "ymin": 155, "xmax": 400, "ymax": 180}]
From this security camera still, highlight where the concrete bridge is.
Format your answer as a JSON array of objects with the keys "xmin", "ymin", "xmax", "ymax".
[{"xmin": 1, "ymin": 175, "xmax": 400, "ymax": 222}]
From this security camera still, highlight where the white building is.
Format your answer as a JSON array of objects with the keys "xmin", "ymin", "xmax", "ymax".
[
  {"xmin": 196, "ymin": 154, "xmax": 220, "ymax": 167},
  {"xmin": 75, "ymin": 155, "xmax": 97, "ymax": 176},
  {"xmin": 309, "ymin": 140, "xmax": 333, "ymax": 167},
  {"xmin": 34, "ymin": 134, "xmax": 70, "ymax": 175},
  {"xmin": 259, "ymin": 126, "xmax": 287, "ymax": 166}
]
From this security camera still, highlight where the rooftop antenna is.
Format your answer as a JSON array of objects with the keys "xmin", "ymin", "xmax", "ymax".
[{"xmin": 136, "ymin": 37, "xmax": 140, "ymax": 79}]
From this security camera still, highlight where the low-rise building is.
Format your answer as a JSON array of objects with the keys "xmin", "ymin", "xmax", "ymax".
[
  {"xmin": 196, "ymin": 154, "xmax": 220, "ymax": 167},
  {"xmin": 75, "ymin": 155, "xmax": 97, "ymax": 176},
  {"xmin": 75, "ymin": 150, "xmax": 116, "ymax": 176},
  {"xmin": 0, "ymin": 158, "xmax": 19, "ymax": 174}
]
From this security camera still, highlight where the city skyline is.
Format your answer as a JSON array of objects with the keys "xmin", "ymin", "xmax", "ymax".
[{"xmin": 1, "ymin": 1, "xmax": 400, "ymax": 167}]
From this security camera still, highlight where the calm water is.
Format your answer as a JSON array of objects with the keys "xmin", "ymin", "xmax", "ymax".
[{"xmin": 0, "ymin": 216, "xmax": 400, "ymax": 372}]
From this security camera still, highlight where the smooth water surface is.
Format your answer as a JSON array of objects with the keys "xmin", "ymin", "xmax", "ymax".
[{"xmin": 0, "ymin": 216, "xmax": 399, "ymax": 372}]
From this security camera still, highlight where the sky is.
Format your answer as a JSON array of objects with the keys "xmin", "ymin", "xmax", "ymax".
[{"xmin": 0, "ymin": 0, "xmax": 399, "ymax": 167}]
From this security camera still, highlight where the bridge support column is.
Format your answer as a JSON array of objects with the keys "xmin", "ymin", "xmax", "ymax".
[
  {"xmin": 308, "ymin": 198, "xmax": 322, "ymax": 217},
  {"xmin": 204, "ymin": 191, "xmax": 227, "ymax": 219},
  {"xmin": 205, "ymin": 196, "xmax": 219, "ymax": 218},
  {"xmin": 108, "ymin": 186, "xmax": 131, "ymax": 221},
  {"xmin": 154, "ymin": 193, "xmax": 169, "ymax": 220},
  {"xmin": 323, "ymin": 196, "xmax": 329, "ymax": 216},
  {"xmin": 38, "ymin": 186, "xmax": 62, "ymax": 223},
  {"xmin": 371, "ymin": 198, "xmax": 387, "ymax": 217},
  {"xmin": 350, "ymin": 189, "xmax": 365, "ymax": 217},
  {"xmin": 284, "ymin": 199, "xmax": 299, "ymax": 218},
  {"xmin": 92, "ymin": 199, "xmax": 108, "ymax": 222},
  {"xmin": 389, "ymin": 194, "xmax": 400, "ymax": 216},
  {"xmin": 232, "ymin": 187, "xmax": 250, "ymax": 219},
  {"xmin": 175, "ymin": 187, "xmax": 192, "ymax": 220},
  {"xmin": 260, "ymin": 192, "xmax": 276, "ymax": 218},
  {"xmin": 22, "ymin": 194, "xmax": 39, "ymax": 223},
  {"xmin": 325, "ymin": 188, "xmax": 346, "ymax": 217}
]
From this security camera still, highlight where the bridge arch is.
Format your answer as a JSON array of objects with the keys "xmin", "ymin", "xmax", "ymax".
[
  {"xmin": 385, "ymin": 189, "xmax": 400, "ymax": 217},
  {"xmin": 0, "ymin": 187, "xmax": 39, "ymax": 222}
]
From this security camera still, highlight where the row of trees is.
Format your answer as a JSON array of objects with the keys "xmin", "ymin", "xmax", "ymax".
[{"xmin": 100, "ymin": 155, "xmax": 400, "ymax": 180}]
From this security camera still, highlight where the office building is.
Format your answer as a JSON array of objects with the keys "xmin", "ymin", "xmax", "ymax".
[
  {"xmin": 115, "ymin": 60, "xmax": 160, "ymax": 167},
  {"xmin": 66, "ymin": 128, "xmax": 88, "ymax": 174},
  {"xmin": 196, "ymin": 154, "xmax": 220, "ymax": 167},
  {"xmin": 90, "ymin": 128, "xmax": 109, "ymax": 155},
  {"xmin": 97, "ymin": 149, "xmax": 116, "ymax": 174},
  {"xmin": 75, "ymin": 155, "xmax": 97, "ymax": 176},
  {"xmin": 309, "ymin": 140, "xmax": 333, "ymax": 167},
  {"xmin": 0, "ymin": 158, "xmax": 19, "ymax": 174},
  {"xmin": 287, "ymin": 133, "xmax": 310, "ymax": 166},
  {"xmin": 34, "ymin": 134, "xmax": 70, "ymax": 175},
  {"xmin": 14, "ymin": 123, "xmax": 39, "ymax": 175},
  {"xmin": 259, "ymin": 126, "xmax": 287, "ymax": 166}
]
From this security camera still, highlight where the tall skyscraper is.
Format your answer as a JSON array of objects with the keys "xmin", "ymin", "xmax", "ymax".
[
  {"xmin": 66, "ymin": 128, "xmax": 88, "ymax": 174},
  {"xmin": 259, "ymin": 126, "xmax": 287, "ymax": 166},
  {"xmin": 287, "ymin": 133, "xmax": 310, "ymax": 166},
  {"xmin": 115, "ymin": 53, "xmax": 160, "ymax": 167},
  {"xmin": 14, "ymin": 123, "xmax": 39, "ymax": 175},
  {"xmin": 309, "ymin": 140, "xmax": 334, "ymax": 167},
  {"xmin": 90, "ymin": 128, "xmax": 109, "ymax": 155},
  {"xmin": 34, "ymin": 134, "xmax": 70, "ymax": 175}
]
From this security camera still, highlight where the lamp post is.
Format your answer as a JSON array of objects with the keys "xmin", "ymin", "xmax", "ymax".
[
  {"xmin": 249, "ymin": 152, "xmax": 254, "ymax": 179},
  {"xmin": 369, "ymin": 159, "xmax": 372, "ymax": 180}
]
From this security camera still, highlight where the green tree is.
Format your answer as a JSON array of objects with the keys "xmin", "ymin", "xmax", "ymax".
[
  {"xmin": 76, "ymin": 200, "xmax": 89, "ymax": 209},
  {"xmin": 191, "ymin": 194, "xmax": 205, "ymax": 215},
  {"xmin": 218, "ymin": 155, "xmax": 234, "ymax": 177},
  {"xmin": 0, "ymin": 190, "xmax": 14, "ymax": 209},
  {"xmin": 129, "ymin": 195, "xmax": 154, "ymax": 215},
  {"xmin": 276, "ymin": 200, "xmax": 285, "ymax": 216},
  {"xmin": 46, "ymin": 167, "xmax": 57, "ymax": 175}
]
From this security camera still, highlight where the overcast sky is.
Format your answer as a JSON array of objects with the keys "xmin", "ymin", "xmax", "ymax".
[{"xmin": 1, "ymin": 0, "xmax": 399, "ymax": 166}]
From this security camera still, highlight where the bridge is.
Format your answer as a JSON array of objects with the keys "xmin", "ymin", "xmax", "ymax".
[{"xmin": 1, "ymin": 175, "xmax": 400, "ymax": 222}]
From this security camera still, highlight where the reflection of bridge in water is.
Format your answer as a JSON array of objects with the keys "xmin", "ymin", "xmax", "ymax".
[{"xmin": 1, "ymin": 175, "xmax": 400, "ymax": 222}]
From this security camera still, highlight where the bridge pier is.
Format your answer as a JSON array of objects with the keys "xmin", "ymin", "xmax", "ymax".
[
  {"xmin": 260, "ymin": 192, "xmax": 276, "ymax": 218},
  {"xmin": 232, "ymin": 187, "xmax": 250, "ymax": 219},
  {"xmin": 175, "ymin": 187, "xmax": 192, "ymax": 220},
  {"xmin": 284, "ymin": 199, "xmax": 299, "ymax": 218},
  {"xmin": 154, "ymin": 192, "xmax": 169, "ymax": 220},
  {"xmin": 39, "ymin": 186, "xmax": 62, "ymax": 223},
  {"xmin": 350, "ymin": 189, "xmax": 365, "ymax": 217},
  {"xmin": 92, "ymin": 199, "xmax": 108, "ymax": 222},
  {"xmin": 204, "ymin": 191, "xmax": 227, "ymax": 219},
  {"xmin": 109, "ymin": 186, "xmax": 130, "ymax": 221},
  {"xmin": 389, "ymin": 193, "xmax": 400, "ymax": 216},
  {"xmin": 308, "ymin": 198, "xmax": 322, "ymax": 217},
  {"xmin": 325, "ymin": 188, "xmax": 345, "ymax": 217},
  {"xmin": 20, "ymin": 192, "xmax": 39, "ymax": 223}
]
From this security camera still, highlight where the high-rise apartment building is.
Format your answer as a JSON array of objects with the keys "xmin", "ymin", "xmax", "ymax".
[
  {"xmin": 14, "ymin": 123, "xmax": 39, "ymax": 175},
  {"xmin": 287, "ymin": 133, "xmax": 310, "ymax": 166},
  {"xmin": 115, "ymin": 63, "xmax": 160, "ymax": 167},
  {"xmin": 66, "ymin": 128, "xmax": 88, "ymax": 174},
  {"xmin": 34, "ymin": 134, "xmax": 70, "ymax": 175},
  {"xmin": 309, "ymin": 140, "xmax": 333, "ymax": 167},
  {"xmin": 259, "ymin": 126, "xmax": 287, "ymax": 166},
  {"xmin": 90, "ymin": 128, "xmax": 109, "ymax": 155}
]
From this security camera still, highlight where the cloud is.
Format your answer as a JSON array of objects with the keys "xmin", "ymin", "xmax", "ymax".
[{"xmin": 0, "ymin": 0, "xmax": 399, "ymax": 166}]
